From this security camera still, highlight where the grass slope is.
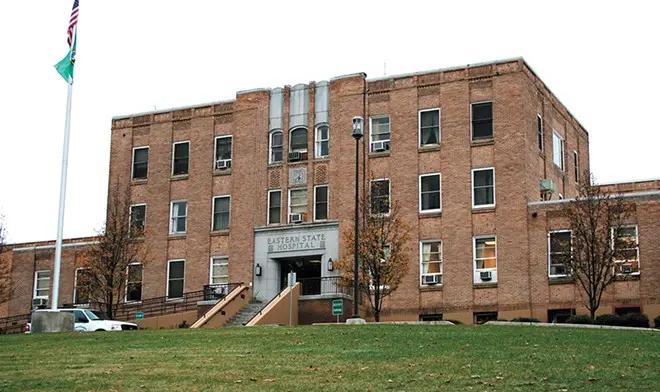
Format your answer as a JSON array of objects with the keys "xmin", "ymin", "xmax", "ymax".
[{"xmin": 0, "ymin": 325, "xmax": 658, "ymax": 391}]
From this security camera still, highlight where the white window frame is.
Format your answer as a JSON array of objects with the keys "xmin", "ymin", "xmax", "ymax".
[
  {"xmin": 369, "ymin": 115, "xmax": 391, "ymax": 152},
  {"xmin": 213, "ymin": 135, "xmax": 233, "ymax": 169},
  {"xmin": 471, "ymin": 167, "xmax": 496, "ymax": 209},
  {"xmin": 419, "ymin": 240, "xmax": 443, "ymax": 286},
  {"xmin": 269, "ymin": 130, "xmax": 284, "ymax": 164},
  {"xmin": 33, "ymin": 270, "xmax": 50, "ymax": 299},
  {"xmin": 313, "ymin": 184, "xmax": 329, "ymax": 222},
  {"xmin": 370, "ymin": 178, "xmax": 391, "ymax": 216},
  {"xmin": 169, "ymin": 200, "xmax": 188, "ymax": 234},
  {"xmin": 314, "ymin": 124, "xmax": 330, "ymax": 159},
  {"xmin": 171, "ymin": 141, "xmax": 190, "ymax": 176},
  {"xmin": 267, "ymin": 189, "xmax": 282, "ymax": 225},
  {"xmin": 573, "ymin": 150, "xmax": 579, "ymax": 183},
  {"xmin": 419, "ymin": 173, "xmax": 442, "ymax": 214},
  {"xmin": 125, "ymin": 262, "xmax": 144, "ymax": 303},
  {"xmin": 548, "ymin": 230, "xmax": 572, "ymax": 278},
  {"xmin": 288, "ymin": 188, "xmax": 308, "ymax": 219},
  {"xmin": 537, "ymin": 114, "xmax": 543, "ymax": 152},
  {"xmin": 552, "ymin": 131, "xmax": 564, "ymax": 170},
  {"xmin": 129, "ymin": 203, "xmax": 147, "ymax": 235},
  {"xmin": 73, "ymin": 267, "xmax": 87, "ymax": 305},
  {"xmin": 289, "ymin": 127, "xmax": 308, "ymax": 153},
  {"xmin": 611, "ymin": 225, "xmax": 640, "ymax": 275},
  {"xmin": 167, "ymin": 259, "xmax": 186, "ymax": 300},
  {"xmin": 470, "ymin": 101, "xmax": 493, "ymax": 141},
  {"xmin": 131, "ymin": 146, "xmax": 149, "ymax": 180},
  {"xmin": 211, "ymin": 195, "xmax": 231, "ymax": 231},
  {"xmin": 418, "ymin": 108, "xmax": 441, "ymax": 147},
  {"xmin": 473, "ymin": 236, "xmax": 497, "ymax": 272},
  {"xmin": 209, "ymin": 256, "xmax": 229, "ymax": 285}
]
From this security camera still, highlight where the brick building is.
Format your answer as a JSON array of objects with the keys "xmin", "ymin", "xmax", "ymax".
[{"xmin": 2, "ymin": 58, "xmax": 658, "ymax": 324}]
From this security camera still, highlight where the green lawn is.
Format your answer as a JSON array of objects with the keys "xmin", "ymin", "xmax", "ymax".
[{"xmin": 0, "ymin": 325, "xmax": 658, "ymax": 391}]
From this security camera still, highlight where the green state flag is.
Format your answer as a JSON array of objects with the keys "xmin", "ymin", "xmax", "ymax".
[{"xmin": 55, "ymin": 35, "xmax": 76, "ymax": 84}]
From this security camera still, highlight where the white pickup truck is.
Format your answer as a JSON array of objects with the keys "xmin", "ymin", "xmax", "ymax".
[{"xmin": 26, "ymin": 309, "xmax": 138, "ymax": 332}]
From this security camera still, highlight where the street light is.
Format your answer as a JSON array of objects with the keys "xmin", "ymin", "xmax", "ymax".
[{"xmin": 350, "ymin": 116, "xmax": 363, "ymax": 320}]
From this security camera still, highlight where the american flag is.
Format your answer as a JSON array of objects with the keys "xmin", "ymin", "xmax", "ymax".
[{"xmin": 67, "ymin": 0, "xmax": 79, "ymax": 48}]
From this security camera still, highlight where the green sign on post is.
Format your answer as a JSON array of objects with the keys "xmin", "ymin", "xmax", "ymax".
[
  {"xmin": 136, "ymin": 312, "xmax": 145, "ymax": 320},
  {"xmin": 332, "ymin": 299, "xmax": 343, "ymax": 316}
]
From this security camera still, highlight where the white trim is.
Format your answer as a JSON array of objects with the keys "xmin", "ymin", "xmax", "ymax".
[
  {"xmin": 12, "ymin": 240, "xmax": 100, "ymax": 252},
  {"xmin": 573, "ymin": 150, "xmax": 579, "ymax": 183},
  {"xmin": 370, "ymin": 178, "xmax": 391, "ymax": 216},
  {"xmin": 166, "ymin": 259, "xmax": 186, "ymax": 299},
  {"xmin": 419, "ymin": 173, "xmax": 442, "ymax": 214},
  {"xmin": 313, "ymin": 184, "xmax": 329, "ymax": 222},
  {"xmin": 419, "ymin": 240, "xmax": 443, "ymax": 286},
  {"xmin": 211, "ymin": 195, "xmax": 231, "ymax": 231},
  {"xmin": 537, "ymin": 114, "xmax": 543, "ymax": 152},
  {"xmin": 289, "ymin": 127, "xmax": 308, "ymax": 153},
  {"xmin": 528, "ymin": 190, "xmax": 660, "ymax": 207},
  {"xmin": 131, "ymin": 146, "xmax": 149, "ymax": 180},
  {"xmin": 473, "ymin": 236, "xmax": 498, "ymax": 283},
  {"xmin": 33, "ymin": 270, "xmax": 50, "ymax": 300},
  {"xmin": 213, "ymin": 135, "xmax": 233, "ymax": 169},
  {"xmin": 369, "ymin": 115, "xmax": 391, "ymax": 152},
  {"xmin": 288, "ymin": 188, "xmax": 308, "ymax": 222},
  {"xmin": 269, "ymin": 129, "xmax": 283, "ymax": 164},
  {"xmin": 595, "ymin": 177, "xmax": 660, "ymax": 186},
  {"xmin": 611, "ymin": 225, "xmax": 640, "ymax": 276},
  {"xmin": 112, "ymin": 98, "xmax": 237, "ymax": 120},
  {"xmin": 124, "ymin": 262, "xmax": 144, "ymax": 303},
  {"xmin": 129, "ymin": 203, "xmax": 147, "ymax": 235},
  {"xmin": 267, "ymin": 189, "xmax": 282, "ymax": 225},
  {"xmin": 470, "ymin": 101, "xmax": 493, "ymax": 141},
  {"xmin": 171, "ymin": 140, "xmax": 190, "ymax": 176},
  {"xmin": 418, "ymin": 108, "xmax": 441, "ymax": 147},
  {"xmin": 471, "ymin": 167, "xmax": 496, "ymax": 209},
  {"xmin": 548, "ymin": 230, "xmax": 571, "ymax": 278},
  {"xmin": 314, "ymin": 124, "xmax": 330, "ymax": 159},
  {"xmin": 209, "ymin": 256, "xmax": 229, "ymax": 285},
  {"xmin": 552, "ymin": 131, "xmax": 564, "ymax": 171},
  {"xmin": 169, "ymin": 200, "xmax": 188, "ymax": 234}
]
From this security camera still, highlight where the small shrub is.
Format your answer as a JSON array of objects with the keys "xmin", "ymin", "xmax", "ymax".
[
  {"xmin": 178, "ymin": 320, "xmax": 190, "ymax": 329},
  {"xmin": 511, "ymin": 317, "xmax": 540, "ymax": 323},
  {"xmin": 566, "ymin": 315, "xmax": 594, "ymax": 324},
  {"xmin": 446, "ymin": 319, "xmax": 463, "ymax": 325},
  {"xmin": 654, "ymin": 315, "xmax": 660, "ymax": 329},
  {"xmin": 620, "ymin": 313, "xmax": 649, "ymax": 328},
  {"xmin": 596, "ymin": 314, "xmax": 623, "ymax": 326}
]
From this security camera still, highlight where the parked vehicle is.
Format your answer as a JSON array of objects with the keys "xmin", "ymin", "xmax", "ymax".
[{"xmin": 24, "ymin": 309, "xmax": 138, "ymax": 333}]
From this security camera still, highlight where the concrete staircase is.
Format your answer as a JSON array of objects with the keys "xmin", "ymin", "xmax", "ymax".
[{"xmin": 225, "ymin": 301, "xmax": 266, "ymax": 326}]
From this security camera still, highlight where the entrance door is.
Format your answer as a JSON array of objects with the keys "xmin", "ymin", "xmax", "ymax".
[{"xmin": 279, "ymin": 257, "xmax": 322, "ymax": 295}]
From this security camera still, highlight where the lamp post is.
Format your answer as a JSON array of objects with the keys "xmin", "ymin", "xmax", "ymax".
[{"xmin": 350, "ymin": 116, "xmax": 364, "ymax": 320}]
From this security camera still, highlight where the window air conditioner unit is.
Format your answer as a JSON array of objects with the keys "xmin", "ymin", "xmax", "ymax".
[
  {"xmin": 373, "ymin": 141, "xmax": 388, "ymax": 152},
  {"xmin": 32, "ymin": 298, "xmax": 48, "ymax": 309},
  {"xmin": 422, "ymin": 274, "xmax": 440, "ymax": 285},
  {"xmin": 480, "ymin": 271, "xmax": 493, "ymax": 281},
  {"xmin": 288, "ymin": 151, "xmax": 301, "ymax": 162},
  {"xmin": 290, "ymin": 213, "xmax": 303, "ymax": 224},
  {"xmin": 213, "ymin": 285, "xmax": 228, "ymax": 296},
  {"xmin": 620, "ymin": 264, "xmax": 632, "ymax": 274},
  {"xmin": 215, "ymin": 159, "xmax": 231, "ymax": 170}
]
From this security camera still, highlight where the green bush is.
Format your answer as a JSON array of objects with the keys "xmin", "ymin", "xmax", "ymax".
[
  {"xmin": 446, "ymin": 319, "xmax": 463, "ymax": 325},
  {"xmin": 620, "ymin": 313, "xmax": 649, "ymax": 328},
  {"xmin": 596, "ymin": 314, "xmax": 623, "ymax": 326},
  {"xmin": 566, "ymin": 315, "xmax": 594, "ymax": 324},
  {"xmin": 654, "ymin": 315, "xmax": 660, "ymax": 329},
  {"xmin": 511, "ymin": 317, "xmax": 540, "ymax": 323}
]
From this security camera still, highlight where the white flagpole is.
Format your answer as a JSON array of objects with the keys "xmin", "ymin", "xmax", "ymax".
[{"xmin": 51, "ymin": 81, "xmax": 73, "ymax": 310}]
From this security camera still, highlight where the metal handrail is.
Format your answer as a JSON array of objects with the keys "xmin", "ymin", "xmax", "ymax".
[{"xmin": 297, "ymin": 276, "xmax": 354, "ymax": 297}]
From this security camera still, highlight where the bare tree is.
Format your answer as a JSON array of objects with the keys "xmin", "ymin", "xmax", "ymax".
[
  {"xmin": 0, "ymin": 216, "xmax": 11, "ymax": 305},
  {"xmin": 335, "ymin": 182, "xmax": 411, "ymax": 321},
  {"xmin": 558, "ymin": 176, "xmax": 634, "ymax": 319},
  {"xmin": 76, "ymin": 186, "xmax": 149, "ymax": 319}
]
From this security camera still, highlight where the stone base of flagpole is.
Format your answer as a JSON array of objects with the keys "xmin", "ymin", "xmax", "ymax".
[
  {"xmin": 345, "ymin": 317, "xmax": 366, "ymax": 325},
  {"xmin": 30, "ymin": 311, "xmax": 74, "ymax": 333}
]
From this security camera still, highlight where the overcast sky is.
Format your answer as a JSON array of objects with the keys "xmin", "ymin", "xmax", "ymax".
[{"xmin": 0, "ymin": 1, "xmax": 658, "ymax": 243}]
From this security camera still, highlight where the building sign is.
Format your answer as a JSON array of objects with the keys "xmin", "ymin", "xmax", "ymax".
[
  {"xmin": 289, "ymin": 168, "xmax": 307, "ymax": 185},
  {"xmin": 267, "ymin": 233, "xmax": 326, "ymax": 253}
]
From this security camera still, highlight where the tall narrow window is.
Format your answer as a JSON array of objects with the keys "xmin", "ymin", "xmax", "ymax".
[
  {"xmin": 537, "ymin": 115, "xmax": 543, "ymax": 151},
  {"xmin": 613, "ymin": 226, "xmax": 639, "ymax": 275},
  {"xmin": 212, "ymin": 196, "xmax": 231, "ymax": 231},
  {"xmin": 172, "ymin": 141, "xmax": 190, "ymax": 176},
  {"xmin": 289, "ymin": 128, "xmax": 308, "ymax": 152},
  {"xmin": 132, "ymin": 147, "xmax": 149, "ymax": 180},
  {"xmin": 214, "ymin": 136, "xmax": 232, "ymax": 170},
  {"xmin": 315, "ymin": 125, "xmax": 330, "ymax": 158},
  {"xmin": 420, "ymin": 241, "xmax": 443, "ymax": 285},
  {"xmin": 574, "ymin": 151, "xmax": 579, "ymax": 183},
  {"xmin": 167, "ymin": 260, "xmax": 185, "ymax": 299},
  {"xmin": 269, "ymin": 130, "xmax": 283, "ymax": 164},
  {"xmin": 549, "ymin": 231, "xmax": 571, "ymax": 277},
  {"xmin": 471, "ymin": 102, "xmax": 493, "ymax": 140},
  {"xmin": 126, "ymin": 263, "xmax": 143, "ymax": 302},
  {"xmin": 552, "ymin": 132, "xmax": 564, "ymax": 170},
  {"xmin": 268, "ymin": 190, "xmax": 282, "ymax": 225},
  {"xmin": 419, "ymin": 173, "xmax": 442, "ymax": 213},
  {"xmin": 170, "ymin": 200, "xmax": 188, "ymax": 234},
  {"xmin": 370, "ymin": 179, "xmax": 390, "ymax": 215},
  {"xmin": 369, "ymin": 116, "xmax": 391, "ymax": 152},
  {"xmin": 419, "ymin": 109, "xmax": 440, "ymax": 147},
  {"xmin": 289, "ymin": 188, "xmax": 308, "ymax": 221},
  {"xmin": 34, "ymin": 270, "xmax": 50, "ymax": 299},
  {"xmin": 472, "ymin": 168, "xmax": 495, "ymax": 208},
  {"xmin": 210, "ymin": 257, "xmax": 229, "ymax": 285},
  {"xmin": 130, "ymin": 204, "xmax": 146, "ymax": 236},
  {"xmin": 474, "ymin": 237, "xmax": 497, "ymax": 270},
  {"xmin": 314, "ymin": 185, "xmax": 328, "ymax": 221},
  {"xmin": 73, "ymin": 268, "xmax": 88, "ymax": 304}
]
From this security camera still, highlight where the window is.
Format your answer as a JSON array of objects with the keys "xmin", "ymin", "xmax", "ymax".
[
  {"xmin": 169, "ymin": 200, "xmax": 188, "ymax": 234},
  {"xmin": 552, "ymin": 132, "xmax": 564, "ymax": 170},
  {"xmin": 289, "ymin": 127, "xmax": 308, "ymax": 152},
  {"xmin": 212, "ymin": 196, "xmax": 231, "ymax": 231},
  {"xmin": 537, "ymin": 115, "xmax": 543, "ymax": 151},
  {"xmin": 369, "ymin": 116, "xmax": 391, "ymax": 152},
  {"xmin": 210, "ymin": 257, "xmax": 229, "ymax": 285},
  {"xmin": 167, "ymin": 260, "xmax": 185, "ymax": 299},
  {"xmin": 573, "ymin": 151, "xmax": 579, "ymax": 183},
  {"xmin": 419, "ymin": 173, "xmax": 442, "ymax": 213},
  {"xmin": 420, "ymin": 241, "xmax": 442, "ymax": 285},
  {"xmin": 370, "ymin": 179, "xmax": 390, "ymax": 215},
  {"xmin": 268, "ymin": 190, "xmax": 281, "ymax": 225},
  {"xmin": 548, "ymin": 308, "xmax": 575, "ymax": 323},
  {"xmin": 474, "ymin": 237, "xmax": 497, "ymax": 270},
  {"xmin": 474, "ymin": 312, "xmax": 498, "ymax": 324},
  {"xmin": 549, "ymin": 230, "xmax": 571, "ymax": 277},
  {"xmin": 172, "ymin": 141, "xmax": 190, "ymax": 176},
  {"xmin": 269, "ymin": 130, "xmax": 283, "ymax": 164},
  {"xmin": 472, "ymin": 168, "xmax": 495, "ymax": 208},
  {"xmin": 130, "ymin": 204, "xmax": 146, "ymax": 235},
  {"xmin": 315, "ymin": 125, "xmax": 329, "ymax": 158},
  {"xmin": 471, "ymin": 102, "xmax": 493, "ymax": 140},
  {"xmin": 73, "ymin": 268, "xmax": 88, "ymax": 304},
  {"xmin": 132, "ymin": 147, "xmax": 149, "ymax": 180},
  {"xmin": 419, "ymin": 314, "xmax": 443, "ymax": 321},
  {"xmin": 34, "ymin": 270, "xmax": 50, "ymax": 299},
  {"xmin": 612, "ymin": 225, "xmax": 639, "ymax": 275},
  {"xmin": 126, "ymin": 263, "xmax": 143, "ymax": 302},
  {"xmin": 615, "ymin": 307, "xmax": 641, "ymax": 316},
  {"xmin": 314, "ymin": 185, "xmax": 328, "ymax": 221},
  {"xmin": 214, "ymin": 136, "xmax": 232, "ymax": 170},
  {"xmin": 288, "ymin": 188, "xmax": 307, "ymax": 220},
  {"xmin": 419, "ymin": 109, "xmax": 440, "ymax": 147}
]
